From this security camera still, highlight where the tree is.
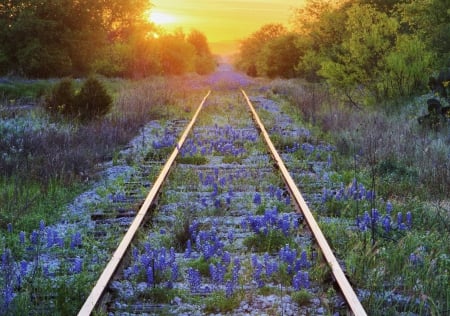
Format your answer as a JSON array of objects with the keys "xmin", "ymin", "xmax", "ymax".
[
  {"xmin": 396, "ymin": 0, "xmax": 450, "ymax": 67},
  {"xmin": 0, "ymin": 0, "xmax": 153, "ymax": 77},
  {"xmin": 187, "ymin": 30, "xmax": 216, "ymax": 75},
  {"xmin": 159, "ymin": 32, "xmax": 196, "ymax": 75},
  {"xmin": 382, "ymin": 35, "xmax": 433, "ymax": 97},
  {"xmin": 236, "ymin": 24, "xmax": 287, "ymax": 76},
  {"xmin": 256, "ymin": 33, "xmax": 302, "ymax": 78},
  {"xmin": 319, "ymin": 3, "xmax": 399, "ymax": 100}
]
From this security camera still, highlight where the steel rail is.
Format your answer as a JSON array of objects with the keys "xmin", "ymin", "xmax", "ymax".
[
  {"xmin": 78, "ymin": 90, "xmax": 211, "ymax": 316},
  {"xmin": 241, "ymin": 89, "xmax": 367, "ymax": 316}
]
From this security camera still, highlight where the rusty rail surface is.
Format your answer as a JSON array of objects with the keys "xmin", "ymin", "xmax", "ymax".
[
  {"xmin": 242, "ymin": 89, "xmax": 367, "ymax": 316},
  {"xmin": 78, "ymin": 91, "xmax": 211, "ymax": 316}
]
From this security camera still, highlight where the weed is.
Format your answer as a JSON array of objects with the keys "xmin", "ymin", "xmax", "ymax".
[
  {"xmin": 292, "ymin": 289, "xmax": 313, "ymax": 306},
  {"xmin": 203, "ymin": 291, "xmax": 241, "ymax": 313}
]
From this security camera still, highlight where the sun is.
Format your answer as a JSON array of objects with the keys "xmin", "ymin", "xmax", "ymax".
[{"xmin": 149, "ymin": 11, "xmax": 177, "ymax": 25}]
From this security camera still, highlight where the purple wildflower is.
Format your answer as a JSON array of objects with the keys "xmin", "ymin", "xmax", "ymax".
[
  {"xmin": 187, "ymin": 268, "xmax": 201, "ymax": 292},
  {"xmin": 253, "ymin": 192, "xmax": 262, "ymax": 205}
]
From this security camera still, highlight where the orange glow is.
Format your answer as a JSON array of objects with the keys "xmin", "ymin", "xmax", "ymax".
[{"xmin": 150, "ymin": 0, "xmax": 304, "ymax": 54}]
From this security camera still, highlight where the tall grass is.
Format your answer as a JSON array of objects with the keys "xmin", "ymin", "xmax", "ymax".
[
  {"xmin": 0, "ymin": 77, "xmax": 190, "ymax": 232},
  {"xmin": 270, "ymin": 79, "xmax": 450, "ymax": 200},
  {"xmin": 269, "ymin": 78, "xmax": 450, "ymax": 314}
]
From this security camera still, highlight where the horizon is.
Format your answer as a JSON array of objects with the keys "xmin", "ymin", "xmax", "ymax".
[{"xmin": 150, "ymin": 0, "xmax": 304, "ymax": 54}]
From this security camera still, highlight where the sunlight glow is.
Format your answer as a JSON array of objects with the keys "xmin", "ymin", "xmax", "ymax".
[{"xmin": 150, "ymin": 11, "xmax": 177, "ymax": 25}]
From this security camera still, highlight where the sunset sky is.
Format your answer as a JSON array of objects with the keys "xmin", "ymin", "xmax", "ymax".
[{"xmin": 150, "ymin": 0, "xmax": 304, "ymax": 53}]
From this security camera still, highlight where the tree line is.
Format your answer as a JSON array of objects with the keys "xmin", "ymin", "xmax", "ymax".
[
  {"xmin": 236, "ymin": 0, "xmax": 450, "ymax": 102},
  {"xmin": 0, "ymin": 0, "xmax": 215, "ymax": 78}
]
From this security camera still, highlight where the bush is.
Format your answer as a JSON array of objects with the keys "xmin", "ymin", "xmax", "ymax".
[
  {"xmin": 74, "ymin": 77, "xmax": 112, "ymax": 121},
  {"xmin": 45, "ymin": 78, "xmax": 75, "ymax": 116},
  {"xmin": 45, "ymin": 77, "xmax": 112, "ymax": 121}
]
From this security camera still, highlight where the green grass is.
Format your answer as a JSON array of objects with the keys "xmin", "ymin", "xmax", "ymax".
[
  {"xmin": 0, "ymin": 79, "xmax": 53, "ymax": 101},
  {"xmin": 203, "ymin": 291, "xmax": 242, "ymax": 313},
  {"xmin": 0, "ymin": 177, "xmax": 86, "ymax": 232},
  {"xmin": 243, "ymin": 229, "xmax": 294, "ymax": 254}
]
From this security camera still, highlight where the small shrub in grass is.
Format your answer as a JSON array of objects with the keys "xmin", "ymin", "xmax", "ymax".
[
  {"xmin": 45, "ymin": 78, "xmax": 75, "ymax": 116},
  {"xmin": 44, "ymin": 77, "xmax": 112, "ymax": 121},
  {"xmin": 75, "ymin": 77, "xmax": 112, "ymax": 121},
  {"xmin": 243, "ymin": 229, "xmax": 294, "ymax": 253},
  {"xmin": 292, "ymin": 289, "xmax": 312, "ymax": 306},
  {"xmin": 139, "ymin": 287, "xmax": 184, "ymax": 303},
  {"xmin": 222, "ymin": 154, "xmax": 245, "ymax": 164},
  {"xmin": 187, "ymin": 257, "xmax": 219, "ymax": 276},
  {"xmin": 257, "ymin": 285, "xmax": 277, "ymax": 296},
  {"xmin": 203, "ymin": 291, "xmax": 241, "ymax": 313},
  {"xmin": 177, "ymin": 155, "xmax": 208, "ymax": 165}
]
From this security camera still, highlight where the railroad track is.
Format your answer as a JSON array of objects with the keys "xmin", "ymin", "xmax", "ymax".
[{"xmin": 78, "ymin": 89, "xmax": 366, "ymax": 315}]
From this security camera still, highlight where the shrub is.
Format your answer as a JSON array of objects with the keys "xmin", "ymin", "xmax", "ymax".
[
  {"xmin": 45, "ymin": 77, "xmax": 112, "ymax": 121},
  {"xmin": 74, "ymin": 77, "xmax": 112, "ymax": 121},
  {"xmin": 45, "ymin": 78, "xmax": 75, "ymax": 116}
]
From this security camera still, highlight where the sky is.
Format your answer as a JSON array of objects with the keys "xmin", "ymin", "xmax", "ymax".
[{"xmin": 150, "ymin": 0, "xmax": 304, "ymax": 53}]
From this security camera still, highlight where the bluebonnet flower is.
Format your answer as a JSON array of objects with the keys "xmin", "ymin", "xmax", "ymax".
[
  {"xmin": 232, "ymin": 257, "xmax": 241, "ymax": 284},
  {"xmin": 226, "ymin": 280, "xmax": 234, "ymax": 298},
  {"xmin": 19, "ymin": 231, "xmax": 25, "ymax": 244},
  {"xmin": 279, "ymin": 245, "xmax": 296, "ymax": 267},
  {"xmin": 264, "ymin": 254, "xmax": 278, "ymax": 277},
  {"xmin": 397, "ymin": 212, "xmax": 403, "ymax": 226},
  {"xmin": 371, "ymin": 209, "xmax": 380, "ymax": 224},
  {"xmin": 251, "ymin": 255, "xmax": 264, "ymax": 288},
  {"xmin": 7, "ymin": 223, "xmax": 12, "ymax": 233},
  {"xmin": 227, "ymin": 230, "xmax": 234, "ymax": 244},
  {"xmin": 20, "ymin": 260, "xmax": 28, "ymax": 277},
  {"xmin": 70, "ymin": 232, "xmax": 82, "ymax": 249},
  {"xmin": 253, "ymin": 192, "xmax": 262, "ymax": 205},
  {"xmin": 327, "ymin": 154, "xmax": 332, "ymax": 168},
  {"xmin": 279, "ymin": 214, "xmax": 290, "ymax": 236},
  {"xmin": 187, "ymin": 268, "xmax": 201, "ymax": 292},
  {"xmin": 276, "ymin": 189, "xmax": 282, "ymax": 201},
  {"xmin": 30, "ymin": 230, "xmax": 39, "ymax": 245},
  {"xmin": 171, "ymin": 263, "xmax": 179, "ymax": 282},
  {"xmin": 382, "ymin": 216, "xmax": 391, "ymax": 233},
  {"xmin": 406, "ymin": 211, "xmax": 412, "ymax": 228},
  {"xmin": 296, "ymin": 250, "xmax": 310, "ymax": 270},
  {"xmin": 185, "ymin": 240, "xmax": 192, "ymax": 258},
  {"xmin": 71, "ymin": 257, "xmax": 83, "ymax": 274},
  {"xmin": 285, "ymin": 195, "xmax": 291, "ymax": 206},
  {"xmin": 222, "ymin": 251, "xmax": 231, "ymax": 266},
  {"xmin": 132, "ymin": 247, "xmax": 139, "ymax": 260},
  {"xmin": 386, "ymin": 201, "xmax": 393, "ymax": 215},
  {"xmin": 39, "ymin": 220, "xmax": 45, "ymax": 231},
  {"xmin": 293, "ymin": 271, "xmax": 310, "ymax": 290},
  {"xmin": 397, "ymin": 212, "xmax": 406, "ymax": 230}
]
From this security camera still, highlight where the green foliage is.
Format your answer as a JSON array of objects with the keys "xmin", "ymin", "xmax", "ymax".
[
  {"xmin": 236, "ymin": 24, "xmax": 287, "ymax": 76},
  {"xmin": 0, "ymin": 0, "xmax": 153, "ymax": 77},
  {"xmin": 291, "ymin": 289, "xmax": 313, "ymax": 306},
  {"xmin": 45, "ymin": 78, "xmax": 75, "ymax": 116},
  {"xmin": 320, "ymin": 3, "xmax": 399, "ymax": 99},
  {"xmin": 74, "ymin": 77, "xmax": 112, "ymax": 121},
  {"xmin": 160, "ymin": 33, "xmax": 196, "ymax": 75},
  {"xmin": 382, "ymin": 35, "xmax": 433, "ymax": 97},
  {"xmin": 256, "ymin": 33, "xmax": 302, "ymax": 78},
  {"xmin": 243, "ymin": 229, "xmax": 294, "ymax": 253},
  {"xmin": 177, "ymin": 155, "xmax": 209, "ymax": 165},
  {"xmin": 45, "ymin": 77, "xmax": 112, "ymax": 121},
  {"xmin": 139, "ymin": 287, "xmax": 185, "ymax": 303},
  {"xmin": 204, "ymin": 291, "xmax": 241, "ymax": 313}
]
